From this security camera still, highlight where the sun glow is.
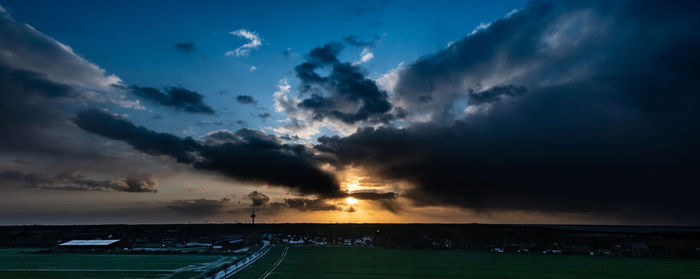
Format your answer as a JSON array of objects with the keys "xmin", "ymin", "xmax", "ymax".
[
  {"xmin": 345, "ymin": 197, "xmax": 358, "ymax": 205},
  {"xmin": 344, "ymin": 182, "xmax": 361, "ymax": 192}
]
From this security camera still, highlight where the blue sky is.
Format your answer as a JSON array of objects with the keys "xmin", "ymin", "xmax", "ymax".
[
  {"xmin": 3, "ymin": 0, "xmax": 698, "ymax": 225},
  {"xmin": 2, "ymin": 0, "xmax": 525, "ymax": 136}
]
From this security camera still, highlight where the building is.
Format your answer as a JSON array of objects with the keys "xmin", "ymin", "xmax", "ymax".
[{"xmin": 58, "ymin": 239, "xmax": 131, "ymax": 251}]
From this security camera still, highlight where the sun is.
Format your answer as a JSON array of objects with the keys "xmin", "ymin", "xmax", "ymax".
[{"xmin": 345, "ymin": 197, "xmax": 358, "ymax": 205}]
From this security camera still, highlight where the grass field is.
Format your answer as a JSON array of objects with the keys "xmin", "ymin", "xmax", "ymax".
[
  {"xmin": 0, "ymin": 249, "xmax": 237, "ymax": 279},
  {"xmin": 233, "ymin": 246, "xmax": 700, "ymax": 279},
  {"xmin": 232, "ymin": 246, "xmax": 287, "ymax": 279}
]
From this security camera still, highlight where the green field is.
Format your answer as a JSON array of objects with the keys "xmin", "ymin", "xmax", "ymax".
[
  {"xmin": 0, "ymin": 249, "xmax": 237, "ymax": 279},
  {"xmin": 234, "ymin": 246, "xmax": 700, "ymax": 279},
  {"xmin": 233, "ymin": 246, "xmax": 287, "ymax": 279}
]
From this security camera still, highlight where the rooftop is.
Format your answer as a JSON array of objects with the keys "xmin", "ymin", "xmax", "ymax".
[{"xmin": 59, "ymin": 239, "xmax": 120, "ymax": 246}]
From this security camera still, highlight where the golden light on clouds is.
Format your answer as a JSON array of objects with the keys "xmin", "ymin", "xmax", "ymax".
[
  {"xmin": 338, "ymin": 166, "xmax": 397, "ymax": 193},
  {"xmin": 345, "ymin": 197, "xmax": 358, "ymax": 205}
]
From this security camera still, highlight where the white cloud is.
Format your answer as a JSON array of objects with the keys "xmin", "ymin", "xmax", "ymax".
[
  {"xmin": 376, "ymin": 61, "xmax": 404, "ymax": 95},
  {"xmin": 353, "ymin": 48, "xmax": 374, "ymax": 65},
  {"xmin": 249, "ymin": 65, "xmax": 257, "ymax": 71},
  {"xmin": 272, "ymin": 78, "xmax": 297, "ymax": 114},
  {"xmin": 226, "ymin": 29, "xmax": 262, "ymax": 57},
  {"xmin": 469, "ymin": 22, "xmax": 492, "ymax": 36},
  {"xmin": 505, "ymin": 8, "xmax": 521, "ymax": 18}
]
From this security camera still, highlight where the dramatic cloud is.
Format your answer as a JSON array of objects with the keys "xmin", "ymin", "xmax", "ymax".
[
  {"xmin": 128, "ymin": 86, "xmax": 215, "ymax": 114},
  {"xmin": 0, "ymin": 6, "xmax": 143, "ymax": 157},
  {"xmin": 0, "ymin": 30, "xmax": 136, "ymax": 158},
  {"xmin": 347, "ymin": 191, "xmax": 397, "ymax": 201},
  {"xmin": 0, "ymin": 63, "xmax": 75, "ymax": 154},
  {"xmin": 467, "ymin": 84, "xmax": 527, "ymax": 106},
  {"xmin": 0, "ymin": 169, "xmax": 157, "ymax": 193},
  {"xmin": 235, "ymin": 94, "xmax": 257, "ymax": 105},
  {"xmin": 283, "ymin": 198, "xmax": 340, "ymax": 212},
  {"xmin": 174, "ymin": 42, "xmax": 198, "ymax": 54},
  {"xmin": 317, "ymin": 0, "xmax": 700, "ymax": 223},
  {"xmin": 74, "ymin": 109, "xmax": 201, "ymax": 163},
  {"xmin": 0, "ymin": 7, "xmax": 137, "ymax": 108},
  {"xmin": 277, "ymin": 191, "xmax": 398, "ymax": 213},
  {"xmin": 293, "ymin": 42, "xmax": 396, "ymax": 124},
  {"xmin": 74, "ymin": 110, "xmax": 340, "ymax": 195},
  {"xmin": 194, "ymin": 129, "xmax": 339, "ymax": 194},
  {"xmin": 226, "ymin": 29, "xmax": 261, "ymax": 57},
  {"xmin": 238, "ymin": 188, "xmax": 399, "ymax": 213},
  {"xmin": 247, "ymin": 191, "xmax": 270, "ymax": 206}
]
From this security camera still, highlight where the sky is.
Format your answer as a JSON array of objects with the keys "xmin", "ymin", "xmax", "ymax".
[{"xmin": 1, "ymin": 0, "xmax": 699, "ymax": 225}]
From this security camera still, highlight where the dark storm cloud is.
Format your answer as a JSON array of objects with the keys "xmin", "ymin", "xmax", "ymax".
[
  {"xmin": 467, "ymin": 85, "xmax": 527, "ymax": 105},
  {"xmin": 0, "ymin": 65, "xmax": 68, "ymax": 145},
  {"xmin": 247, "ymin": 191, "xmax": 270, "ymax": 206},
  {"xmin": 283, "ymin": 198, "xmax": 340, "ymax": 212},
  {"xmin": 174, "ymin": 42, "xmax": 197, "ymax": 54},
  {"xmin": 281, "ymin": 192, "xmax": 399, "ymax": 213},
  {"xmin": 0, "ymin": 8, "xmax": 173, "ymax": 197},
  {"xmin": 74, "ymin": 109, "xmax": 201, "ymax": 163},
  {"xmin": 317, "ymin": 0, "xmax": 700, "ymax": 223},
  {"xmin": 293, "ymin": 42, "xmax": 396, "ymax": 124},
  {"xmin": 0, "ymin": 169, "xmax": 157, "ymax": 192},
  {"xmin": 347, "ymin": 191, "xmax": 397, "ymax": 201},
  {"xmin": 74, "ymin": 110, "xmax": 340, "ymax": 195},
  {"xmin": 235, "ymin": 94, "xmax": 257, "ymax": 104},
  {"xmin": 0, "ymin": 65, "xmax": 74, "ymax": 98},
  {"xmin": 347, "ymin": 191, "xmax": 401, "ymax": 213},
  {"xmin": 195, "ymin": 129, "xmax": 339, "ymax": 194},
  {"xmin": 128, "ymin": 86, "xmax": 214, "ymax": 114},
  {"xmin": 0, "ymin": 62, "xmax": 87, "ymax": 156},
  {"xmin": 246, "ymin": 189, "xmax": 398, "ymax": 213},
  {"xmin": 166, "ymin": 198, "xmax": 229, "ymax": 216}
]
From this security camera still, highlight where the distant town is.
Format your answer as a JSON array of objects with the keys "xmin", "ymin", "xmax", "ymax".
[{"xmin": 3, "ymin": 223, "xmax": 700, "ymax": 258}]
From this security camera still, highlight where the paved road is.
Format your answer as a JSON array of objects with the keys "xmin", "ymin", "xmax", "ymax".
[{"xmin": 259, "ymin": 246, "xmax": 288, "ymax": 279}]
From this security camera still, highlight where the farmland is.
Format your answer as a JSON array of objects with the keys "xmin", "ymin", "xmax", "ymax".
[
  {"xmin": 2, "ymin": 245, "xmax": 700, "ymax": 279},
  {"xmin": 0, "ymin": 249, "xmax": 237, "ymax": 279},
  {"xmin": 234, "ymin": 246, "xmax": 700, "ymax": 279}
]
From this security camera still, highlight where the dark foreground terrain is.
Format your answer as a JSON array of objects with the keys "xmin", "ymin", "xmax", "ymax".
[
  {"xmin": 3, "ymin": 223, "xmax": 700, "ymax": 258},
  {"xmin": 234, "ymin": 245, "xmax": 700, "ymax": 279},
  {"xmin": 2, "ymin": 224, "xmax": 700, "ymax": 278}
]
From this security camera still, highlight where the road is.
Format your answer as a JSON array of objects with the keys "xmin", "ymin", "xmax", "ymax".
[{"xmin": 259, "ymin": 246, "xmax": 288, "ymax": 279}]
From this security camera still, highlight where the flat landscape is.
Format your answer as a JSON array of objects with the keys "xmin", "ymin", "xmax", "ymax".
[
  {"xmin": 234, "ymin": 246, "xmax": 700, "ymax": 279},
  {"xmin": 0, "ymin": 249, "xmax": 237, "ymax": 279}
]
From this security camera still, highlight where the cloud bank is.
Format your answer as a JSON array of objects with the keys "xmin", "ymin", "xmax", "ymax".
[
  {"xmin": 316, "ymin": 0, "xmax": 700, "ymax": 222},
  {"xmin": 74, "ymin": 110, "xmax": 340, "ymax": 195}
]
